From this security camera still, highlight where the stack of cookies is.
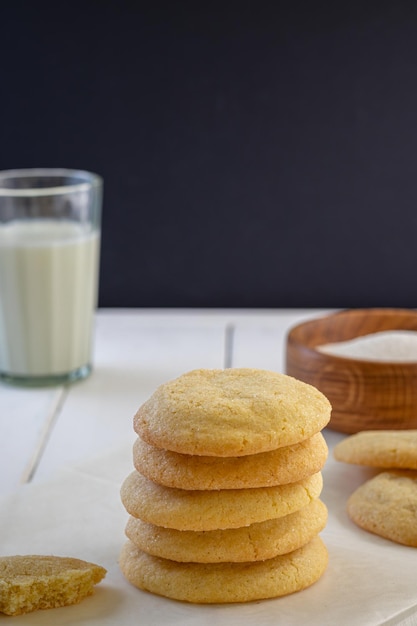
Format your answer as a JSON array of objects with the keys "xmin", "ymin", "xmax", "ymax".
[{"xmin": 119, "ymin": 368, "xmax": 331, "ymax": 604}]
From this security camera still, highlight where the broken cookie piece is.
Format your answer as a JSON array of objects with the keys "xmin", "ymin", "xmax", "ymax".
[{"xmin": 0, "ymin": 555, "xmax": 106, "ymax": 616}]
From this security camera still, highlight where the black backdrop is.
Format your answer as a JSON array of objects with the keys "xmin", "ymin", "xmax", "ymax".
[{"xmin": 2, "ymin": 1, "xmax": 417, "ymax": 308}]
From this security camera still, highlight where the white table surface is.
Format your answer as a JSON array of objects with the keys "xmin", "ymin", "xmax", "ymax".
[{"xmin": 1, "ymin": 308, "xmax": 416, "ymax": 626}]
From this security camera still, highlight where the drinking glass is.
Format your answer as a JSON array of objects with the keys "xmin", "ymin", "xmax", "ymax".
[{"xmin": 0, "ymin": 168, "xmax": 102, "ymax": 386}]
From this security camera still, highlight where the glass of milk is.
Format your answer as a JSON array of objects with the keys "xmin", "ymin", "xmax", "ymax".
[{"xmin": 0, "ymin": 169, "xmax": 102, "ymax": 386}]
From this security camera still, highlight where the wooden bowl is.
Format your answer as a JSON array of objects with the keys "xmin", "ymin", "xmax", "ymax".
[{"xmin": 285, "ymin": 308, "xmax": 417, "ymax": 433}]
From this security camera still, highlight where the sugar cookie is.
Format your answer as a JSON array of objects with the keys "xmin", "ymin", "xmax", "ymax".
[
  {"xmin": 334, "ymin": 430, "xmax": 417, "ymax": 469},
  {"xmin": 134, "ymin": 368, "xmax": 331, "ymax": 457},
  {"xmin": 133, "ymin": 432, "xmax": 328, "ymax": 490},
  {"xmin": 119, "ymin": 536, "xmax": 328, "ymax": 603},
  {"xmin": 125, "ymin": 498, "xmax": 328, "ymax": 562},
  {"xmin": 120, "ymin": 470, "xmax": 323, "ymax": 531},
  {"xmin": 347, "ymin": 470, "xmax": 417, "ymax": 546}
]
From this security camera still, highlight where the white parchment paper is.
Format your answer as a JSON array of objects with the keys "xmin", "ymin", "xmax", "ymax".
[{"xmin": 1, "ymin": 430, "xmax": 417, "ymax": 625}]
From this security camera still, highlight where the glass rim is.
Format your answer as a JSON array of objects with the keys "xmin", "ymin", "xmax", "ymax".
[{"xmin": 0, "ymin": 168, "xmax": 103, "ymax": 197}]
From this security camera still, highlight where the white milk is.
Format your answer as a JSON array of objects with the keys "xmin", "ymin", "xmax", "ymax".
[{"xmin": 0, "ymin": 219, "xmax": 100, "ymax": 377}]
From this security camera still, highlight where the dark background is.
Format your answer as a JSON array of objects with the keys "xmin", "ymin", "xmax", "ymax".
[{"xmin": 2, "ymin": 1, "xmax": 417, "ymax": 309}]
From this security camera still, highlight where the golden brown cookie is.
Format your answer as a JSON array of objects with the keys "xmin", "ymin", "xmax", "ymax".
[
  {"xmin": 0, "ymin": 555, "xmax": 106, "ymax": 616},
  {"xmin": 133, "ymin": 432, "xmax": 328, "ymax": 490},
  {"xmin": 347, "ymin": 470, "xmax": 417, "ymax": 546},
  {"xmin": 134, "ymin": 368, "xmax": 331, "ymax": 457},
  {"xmin": 125, "ymin": 498, "xmax": 328, "ymax": 562},
  {"xmin": 119, "ymin": 536, "xmax": 328, "ymax": 603},
  {"xmin": 334, "ymin": 430, "xmax": 417, "ymax": 469},
  {"xmin": 120, "ymin": 470, "xmax": 323, "ymax": 531}
]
